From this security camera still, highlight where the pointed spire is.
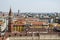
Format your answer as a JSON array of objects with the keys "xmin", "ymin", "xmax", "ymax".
[
  {"xmin": 9, "ymin": 7, "xmax": 12, "ymax": 16},
  {"xmin": 8, "ymin": 7, "xmax": 13, "ymax": 32}
]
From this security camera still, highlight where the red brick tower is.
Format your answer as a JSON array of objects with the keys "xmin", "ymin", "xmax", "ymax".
[{"xmin": 8, "ymin": 8, "xmax": 13, "ymax": 32}]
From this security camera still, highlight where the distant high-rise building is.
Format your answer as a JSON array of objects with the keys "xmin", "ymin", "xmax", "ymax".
[{"xmin": 17, "ymin": 10, "xmax": 20, "ymax": 16}]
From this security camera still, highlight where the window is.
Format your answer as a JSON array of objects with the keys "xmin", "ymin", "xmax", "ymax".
[
  {"xmin": 13, "ymin": 25, "xmax": 24, "ymax": 32},
  {"xmin": 9, "ymin": 35, "xmax": 11, "ymax": 37}
]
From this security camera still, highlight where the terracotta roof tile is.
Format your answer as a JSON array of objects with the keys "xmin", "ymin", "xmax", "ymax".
[{"xmin": 31, "ymin": 22, "xmax": 45, "ymax": 25}]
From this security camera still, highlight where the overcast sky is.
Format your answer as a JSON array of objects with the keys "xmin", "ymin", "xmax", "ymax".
[{"xmin": 0, "ymin": 0, "xmax": 60, "ymax": 13}]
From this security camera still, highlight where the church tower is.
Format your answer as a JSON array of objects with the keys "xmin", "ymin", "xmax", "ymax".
[{"xmin": 8, "ymin": 8, "xmax": 13, "ymax": 32}]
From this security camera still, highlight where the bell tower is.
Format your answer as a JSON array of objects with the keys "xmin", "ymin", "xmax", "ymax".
[{"xmin": 8, "ymin": 8, "xmax": 13, "ymax": 32}]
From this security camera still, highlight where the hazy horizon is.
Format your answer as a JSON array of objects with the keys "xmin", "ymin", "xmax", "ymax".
[{"xmin": 0, "ymin": 0, "xmax": 60, "ymax": 13}]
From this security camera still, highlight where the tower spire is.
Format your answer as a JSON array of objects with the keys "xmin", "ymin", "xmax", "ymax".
[
  {"xmin": 8, "ymin": 7, "xmax": 13, "ymax": 32},
  {"xmin": 9, "ymin": 7, "xmax": 12, "ymax": 16}
]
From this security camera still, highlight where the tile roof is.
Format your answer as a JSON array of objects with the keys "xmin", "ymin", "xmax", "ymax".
[
  {"xmin": 31, "ymin": 21, "xmax": 47, "ymax": 25},
  {"xmin": 13, "ymin": 19, "xmax": 26, "ymax": 25}
]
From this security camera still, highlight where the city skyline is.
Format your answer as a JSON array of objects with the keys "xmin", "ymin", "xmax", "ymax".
[{"xmin": 0, "ymin": 0, "xmax": 60, "ymax": 13}]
